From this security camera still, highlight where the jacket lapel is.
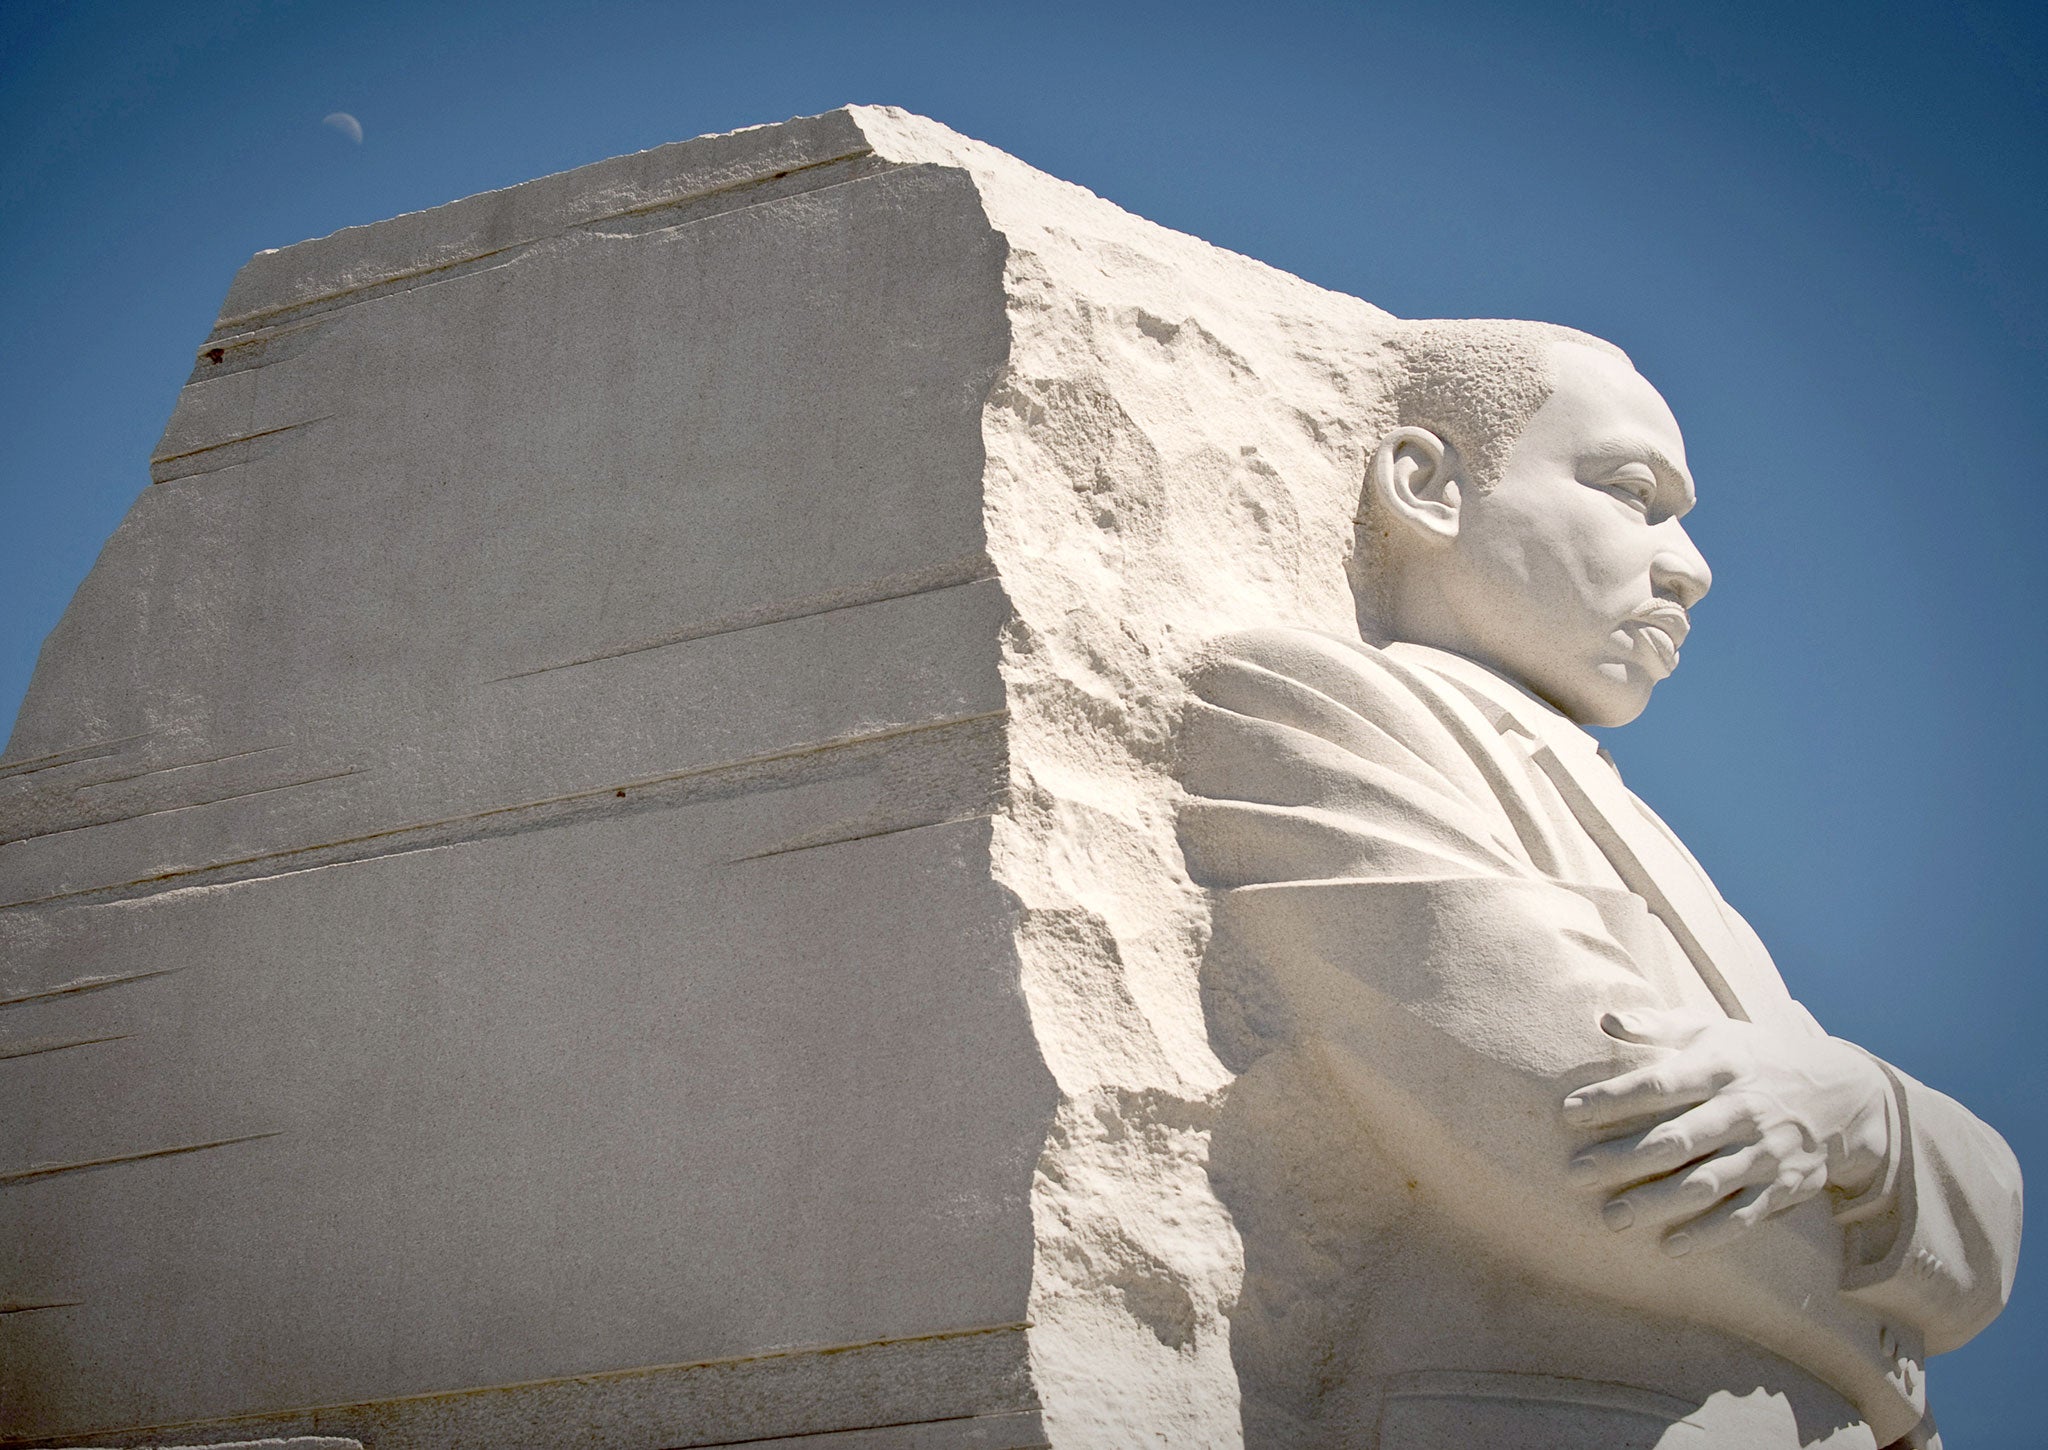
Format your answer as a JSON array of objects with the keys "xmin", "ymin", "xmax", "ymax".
[
  {"xmin": 1523, "ymin": 738, "xmax": 1788, "ymax": 1022},
  {"xmin": 1391, "ymin": 645, "xmax": 1793, "ymax": 1024}
]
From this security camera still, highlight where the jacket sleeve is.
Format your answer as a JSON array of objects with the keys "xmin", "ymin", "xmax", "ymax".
[
  {"xmin": 1839, "ymin": 1061, "xmax": 2024, "ymax": 1354},
  {"xmin": 1177, "ymin": 628, "xmax": 1943, "ymax": 1434}
]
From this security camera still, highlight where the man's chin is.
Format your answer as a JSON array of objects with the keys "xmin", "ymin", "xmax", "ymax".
[{"xmin": 1559, "ymin": 663, "xmax": 1656, "ymax": 728}]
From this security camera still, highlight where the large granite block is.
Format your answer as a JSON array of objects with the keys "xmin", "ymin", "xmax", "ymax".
[{"xmin": 4, "ymin": 108, "xmax": 1393, "ymax": 1447}]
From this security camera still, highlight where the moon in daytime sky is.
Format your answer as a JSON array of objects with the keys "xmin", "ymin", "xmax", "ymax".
[{"xmin": 322, "ymin": 112, "xmax": 364, "ymax": 144}]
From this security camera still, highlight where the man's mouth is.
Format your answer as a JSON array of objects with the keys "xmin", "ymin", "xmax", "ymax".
[{"xmin": 1625, "ymin": 601, "xmax": 1690, "ymax": 676}]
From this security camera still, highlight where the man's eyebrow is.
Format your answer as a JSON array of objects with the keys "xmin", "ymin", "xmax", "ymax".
[{"xmin": 1583, "ymin": 440, "xmax": 1696, "ymax": 515}]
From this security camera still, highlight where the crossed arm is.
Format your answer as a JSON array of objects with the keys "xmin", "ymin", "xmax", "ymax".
[{"xmin": 1181, "ymin": 627, "xmax": 2020, "ymax": 1360}]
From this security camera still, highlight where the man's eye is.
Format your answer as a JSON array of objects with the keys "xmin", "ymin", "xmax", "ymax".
[{"xmin": 1598, "ymin": 468, "xmax": 1657, "ymax": 512}]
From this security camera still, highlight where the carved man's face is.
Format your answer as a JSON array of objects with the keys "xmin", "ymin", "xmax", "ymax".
[{"xmin": 1436, "ymin": 344, "xmax": 1712, "ymax": 727}]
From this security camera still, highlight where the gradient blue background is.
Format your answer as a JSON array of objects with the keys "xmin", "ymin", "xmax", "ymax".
[{"xmin": 3, "ymin": 1, "xmax": 2042, "ymax": 1439}]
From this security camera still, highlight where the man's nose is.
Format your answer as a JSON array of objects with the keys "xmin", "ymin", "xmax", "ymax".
[{"xmin": 1651, "ymin": 525, "xmax": 1712, "ymax": 609}]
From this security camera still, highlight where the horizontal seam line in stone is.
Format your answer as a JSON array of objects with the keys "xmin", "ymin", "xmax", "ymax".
[
  {"xmin": 733, "ymin": 811, "xmax": 997, "ymax": 863},
  {"xmin": 0, "ymin": 1033, "xmax": 130, "ymax": 1061},
  {"xmin": 671, "ymin": 1408, "xmax": 1047, "ymax": 1448},
  {"xmin": 207, "ymin": 145, "xmax": 881, "ymax": 337},
  {"xmin": 0, "ymin": 1131, "xmax": 280, "ymax": 1187},
  {"xmin": 571, "ymin": 155, "xmax": 907, "ymax": 246},
  {"xmin": 3, "ymin": 768, "xmax": 363, "ymax": 846},
  {"xmin": 4, "ymin": 1321, "xmax": 1033, "ymax": 1447},
  {"xmin": 489, "ymin": 559, "xmax": 999, "ymax": 680},
  {"xmin": 0, "ymin": 735, "xmax": 154, "ymax": 780},
  {"xmin": 149, "ymin": 416, "xmax": 332, "ymax": 470},
  {"xmin": 0, "ymin": 969, "xmax": 177, "ymax": 1009},
  {"xmin": 186, "ymin": 307, "xmax": 338, "ymax": 366},
  {"xmin": 574, "ymin": 150, "xmax": 888, "ymax": 231},
  {"xmin": 0, "ymin": 709, "xmax": 1007, "ymax": 913},
  {"xmin": 71, "ymin": 744, "xmax": 287, "ymax": 790}
]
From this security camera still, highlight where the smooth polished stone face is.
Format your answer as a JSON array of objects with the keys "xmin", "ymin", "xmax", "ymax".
[
  {"xmin": 1433, "ymin": 343, "xmax": 1711, "ymax": 727},
  {"xmin": 1, "ymin": 105, "xmax": 2017, "ymax": 1450}
]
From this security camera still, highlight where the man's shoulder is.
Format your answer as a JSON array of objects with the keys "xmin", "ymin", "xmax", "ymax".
[
  {"xmin": 1188, "ymin": 625, "xmax": 1394, "ymax": 692},
  {"xmin": 1180, "ymin": 626, "xmax": 1494, "ymax": 777},
  {"xmin": 1186, "ymin": 625, "xmax": 1440, "ymax": 717}
]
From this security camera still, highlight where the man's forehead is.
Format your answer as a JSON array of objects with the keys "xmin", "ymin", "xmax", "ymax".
[
  {"xmin": 1548, "ymin": 342, "xmax": 1679, "ymax": 424},
  {"xmin": 1544, "ymin": 344, "xmax": 1696, "ymax": 506}
]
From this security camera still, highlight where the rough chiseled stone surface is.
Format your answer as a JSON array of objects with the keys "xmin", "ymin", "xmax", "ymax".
[
  {"xmin": 2, "ymin": 108, "xmax": 2016, "ymax": 1450},
  {"xmin": 1, "ymin": 106, "xmax": 1385, "ymax": 1449}
]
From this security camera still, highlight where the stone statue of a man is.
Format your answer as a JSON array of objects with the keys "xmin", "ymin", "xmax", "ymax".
[{"xmin": 1179, "ymin": 320, "xmax": 2022, "ymax": 1449}]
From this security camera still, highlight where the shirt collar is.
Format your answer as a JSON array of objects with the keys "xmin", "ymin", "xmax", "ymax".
[{"xmin": 1383, "ymin": 641, "xmax": 1615, "ymax": 769}]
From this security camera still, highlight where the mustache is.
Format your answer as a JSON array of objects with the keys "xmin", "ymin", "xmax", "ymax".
[{"xmin": 1627, "ymin": 599, "xmax": 1691, "ymax": 645}]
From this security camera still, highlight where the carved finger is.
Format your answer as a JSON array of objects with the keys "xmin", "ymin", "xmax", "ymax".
[
  {"xmin": 1563, "ymin": 1058, "xmax": 1716, "ymax": 1131},
  {"xmin": 1603, "ymin": 1143, "xmax": 1772, "ymax": 1234},
  {"xmin": 1598, "ymin": 1008, "xmax": 1710, "ymax": 1048},
  {"xmin": 1659, "ymin": 1167, "xmax": 1828, "ymax": 1257},
  {"xmin": 1568, "ymin": 1095, "xmax": 1752, "ymax": 1191}
]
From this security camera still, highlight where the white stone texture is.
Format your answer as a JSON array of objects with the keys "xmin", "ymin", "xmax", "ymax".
[
  {"xmin": 75, "ymin": 1441, "xmax": 361, "ymax": 1449},
  {"xmin": 1, "ymin": 105, "xmax": 1393, "ymax": 1449},
  {"xmin": 0, "ymin": 107, "xmax": 2017, "ymax": 1450},
  {"xmin": 851, "ymin": 108, "xmax": 1397, "ymax": 1448},
  {"xmin": 1175, "ymin": 332, "xmax": 2017, "ymax": 1448}
]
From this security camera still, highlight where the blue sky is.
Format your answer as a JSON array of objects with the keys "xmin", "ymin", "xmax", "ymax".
[{"xmin": 4, "ymin": 0, "xmax": 2044, "ymax": 1436}]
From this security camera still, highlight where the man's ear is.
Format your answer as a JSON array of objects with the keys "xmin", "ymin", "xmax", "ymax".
[{"xmin": 1365, "ymin": 426, "xmax": 1462, "ymax": 544}]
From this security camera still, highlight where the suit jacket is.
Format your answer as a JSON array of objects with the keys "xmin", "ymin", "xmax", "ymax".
[{"xmin": 1178, "ymin": 627, "xmax": 2021, "ymax": 1445}]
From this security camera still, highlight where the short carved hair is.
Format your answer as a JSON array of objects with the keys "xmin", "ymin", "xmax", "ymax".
[
  {"xmin": 1351, "ymin": 319, "xmax": 1635, "ymax": 632},
  {"xmin": 1380, "ymin": 317, "xmax": 1632, "ymax": 492}
]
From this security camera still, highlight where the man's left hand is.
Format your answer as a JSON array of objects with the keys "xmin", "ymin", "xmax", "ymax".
[{"xmin": 1562, "ymin": 1008, "xmax": 1893, "ymax": 1257}]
